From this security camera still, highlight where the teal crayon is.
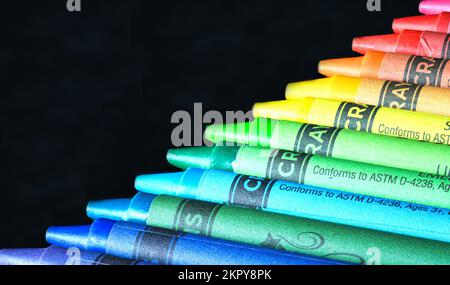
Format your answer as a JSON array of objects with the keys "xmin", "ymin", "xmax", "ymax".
[{"xmin": 166, "ymin": 146, "xmax": 450, "ymax": 209}]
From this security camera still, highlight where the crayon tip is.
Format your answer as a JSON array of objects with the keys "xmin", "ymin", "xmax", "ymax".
[
  {"xmin": 419, "ymin": 0, "xmax": 446, "ymax": 15},
  {"xmin": 135, "ymin": 172, "xmax": 184, "ymax": 195},
  {"xmin": 253, "ymin": 99, "xmax": 314, "ymax": 123},
  {"xmin": 167, "ymin": 147, "xmax": 239, "ymax": 171},
  {"xmin": 167, "ymin": 147, "xmax": 214, "ymax": 170},
  {"xmin": 352, "ymin": 34, "xmax": 399, "ymax": 54},
  {"xmin": 88, "ymin": 194, "xmax": 156, "ymax": 224},
  {"xmin": 285, "ymin": 78, "xmax": 333, "ymax": 100},
  {"xmin": 204, "ymin": 122, "xmax": 250, "ymax": 144},
  {"xmin": 0, "ymin": 248, "xmax": 46, "ymax": 265},
  {"xmin": 46, "ymin": 225, "xmax": 91, "ymax": 251},
  {"xmin": 392, "ymin": 15, "xmax": 438, "ymax": 33},
  {"xmin": 419, "ymin": 1, "xmax": 430, "ymax": 14},
  {"xmin": 204, "ymin": 123, "xmax": 226, "ymax": 143},
  {"xmin": 318, "ymin": 56, "xmax": 363, "ymax": 77},
  {"xmin": 87, "ymin": 199, "xmax": 131, "ymax": 221}
]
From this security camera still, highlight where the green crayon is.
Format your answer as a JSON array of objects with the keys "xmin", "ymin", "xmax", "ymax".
[
  {"xmin": 204, "ymin": 118, "xmax": 450, "ymax": 177},
  {"xmin": 167, "ymin": 146, "xmax": 450, "ymax": 209},
  {"xmin": 88, "ymin": 194, "xmax": 450, "ymax": 265}
]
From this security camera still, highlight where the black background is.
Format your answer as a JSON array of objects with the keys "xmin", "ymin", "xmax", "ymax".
[{"xmin": 1, "ymin": 0, "xmax": 420, "ymax": 247}]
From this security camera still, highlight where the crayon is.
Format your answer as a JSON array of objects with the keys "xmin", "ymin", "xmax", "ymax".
[
  {"xmin": 0, "ymin": 246, "xmax": 149, "ymax": 265},
  {"xmin": 134, "ymin": 168, "xmax": 450, "ymax": 243},
  {"xmin": 46, "ymin": 219, "xmax": 341, "ymax": 265},
  {"xmin": 285, "ymin": 76, "xmax": 450, "ymax": 117},
  {"xmin": 420, "ymin": 0, "xmax": 450, "ymax": 15},
  {"xmin": 318, "ymin": 51, "xmax": 450, "ymax": 88},
  {"xmin": 393, "ymin": 12, "xmax": 450, "ymax": 33},
  {"xmin": 252, "ymin": 98, "xmax": 450, "ymax": 145},
  {"xmin": 87, "ymin": 193, "xmax": 450, "ymax": 265},
  {"xmin": 353, "ymin": 30, "xmax": 450, "ymax": 59},
  {"xmin": 166, "ymin": 146, "xmax": 450, "ymax": 209},
  {"xmin": 204, "ymin": 118, "xmax": 450, "ymax": 176}
]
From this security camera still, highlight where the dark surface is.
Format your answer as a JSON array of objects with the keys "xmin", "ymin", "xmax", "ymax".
[{"xmin": 1, "ymin": 0, "xmax": 420, "ymax": 247}]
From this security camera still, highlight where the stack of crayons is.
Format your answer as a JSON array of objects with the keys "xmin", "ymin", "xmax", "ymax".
[{"xmin": 3, "ymin": 0, "xmax": 450, "ymax": 266}]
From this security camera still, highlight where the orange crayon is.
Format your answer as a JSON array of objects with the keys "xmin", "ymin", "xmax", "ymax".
[{"xmin": 319, "ymin": 51, "xmax": 450, "ymax": 88}]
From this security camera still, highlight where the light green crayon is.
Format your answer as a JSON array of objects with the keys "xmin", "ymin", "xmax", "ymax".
[
  {"xmin": 204, "ymin": 118, "xmax": 450, "ymax": 177},
  {"xmin": 167, "ymin": 146, "xmax": 450, "ymax": 209}
]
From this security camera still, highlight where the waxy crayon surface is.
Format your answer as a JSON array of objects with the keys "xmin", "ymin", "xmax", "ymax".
[
  {"xmin": 252, "ymin": 98, "xmax": 450, "ymax": 145},
  {"xmin": 0, "ymin": 246, "xmax": 149, "ymax": 265},
  {"xmin": 204, "ymin": 119, "xmax": 450, "ymax": 176},
  {"xmin": 135, "ymin": 168, "xmax": 450, "ymax": 243},
  {"xmin": 319, "ymin": 51, "xmax": 450, "ymax": 89},
  {"xmin": 420, "ymin": 0, "xmax": 450, "ymax": 15},
  {"xmin": 393, "ymin": 13, "xmax": 450, "ymax": 33},
  {"xmin": 46, "ymin": 219, "xmax": 341, "ymax": 265},
  {"xmin": 87, "ymin": 193, "xmax": 450, "ymax": 265},
  {"xmin": 353, "ymin": 30, "xmax": 450, "ymax": 59},
  {"xmin": 167, "ymin": 146, "xmax": 450, "ymax": 209},
  {"xmin": 286, "ymin": 76, "xmax": 450, "ymax": 117}
]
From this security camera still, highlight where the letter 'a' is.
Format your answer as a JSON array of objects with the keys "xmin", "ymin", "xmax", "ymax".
[
  {"xmin": 67, "ymin": 0, "xmax": 81, "ymax": 12},
  {"xmin": 367, "ymin": 0, "xmax": 381, "ymax": 12}
]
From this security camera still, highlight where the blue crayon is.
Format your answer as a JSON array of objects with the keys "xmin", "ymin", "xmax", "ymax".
[
  {"xmin": 135, "ymin": 168, "xmax": 450, "ymax": 243},
  {"xmin": 0, "ymin": 245, "xmax": 149, "ymax": 265},
  {"xmin": 46, "ymin": 219, "xmax": 344, "ymax": 265}
]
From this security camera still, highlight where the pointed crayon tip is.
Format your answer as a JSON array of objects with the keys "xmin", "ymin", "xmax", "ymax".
[
  {"xmin": 0, "ymin": 248, "xmax": 46, "ymax": 265},
  {"xmin": 204, "ymin": 122, "xmax": 251, "ymax": 145},
  {"xmin": 87, "ymin": 199, "xmax": 132, "ymax": 221},
  {"xmin": 204, "ymin": 123, "xmax": 241, "ymax": 144},
  {"xmin": 87, "ymin": 194, "xmax": 156, "ymax": 225},
  {"xmin": 168, "ymin": 147, "xmax": 240, "ymax": 171},
  {"xmin": 419, "ymin": 1, "xmax": 431, "ymax": 14},
  {"xmin": 392, "ymin": 14, "xmax": 439, "ymax": 33},
  {"xmin": 253, "ymin": 99, "xmax": 313, "ymax": 123},
  {"xmin": 318, "ymin": 56, "xmax": 364, "ymax": 77},
  {"xmin": 204, "ymin": 124, "xmax": 220, "ymax": 143},
  {"xmin": 419, "ymin": 0, "xmax": 448, "ymax": 15},
  {"xmin": 134, "ymin": 172, "xmax": 184, "ymax": 195},
  {"xmin": 46, "ymin": 225, "xmax": 91, "ymax": 251},
  {"xmin": 167, "ymin": 147, "xmax": 215, "ymax": 170},
  {"xmin": 352, "ymin": 34, "xmax": 399, "ymax": 54},
  {"xmin": 286, "ymin": 78, "xmax": 333, "ymax": 100},
  {"xmin": 419, "ymin": 0, "xmax": 450, "ymax": 15}
]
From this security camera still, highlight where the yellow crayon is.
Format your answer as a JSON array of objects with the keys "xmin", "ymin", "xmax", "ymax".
[
  {"xmin": 252, "ymin": 98, "xmax": 450, "ymax": 145},
  {"xmin": 286, "ymin": 76, "xmax": 450, "ymax": 117}
]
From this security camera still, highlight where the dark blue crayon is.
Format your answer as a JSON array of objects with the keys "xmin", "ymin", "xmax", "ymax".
[
  {"xmin": 46, "ymin": 219, "xmax": 346, "ymax": 265},
  {"xmin": 0, "ymin": 245, "xmax": 149, "ymax": 265}
]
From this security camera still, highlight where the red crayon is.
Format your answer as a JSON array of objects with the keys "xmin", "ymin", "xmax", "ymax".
[
  {"xmin": 393, "ymin": 13, "xmax": 450, "ymax": 33},
  {"xmin": 353, "ymin": 30, "xmax": 450, "ymax": 59}
]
